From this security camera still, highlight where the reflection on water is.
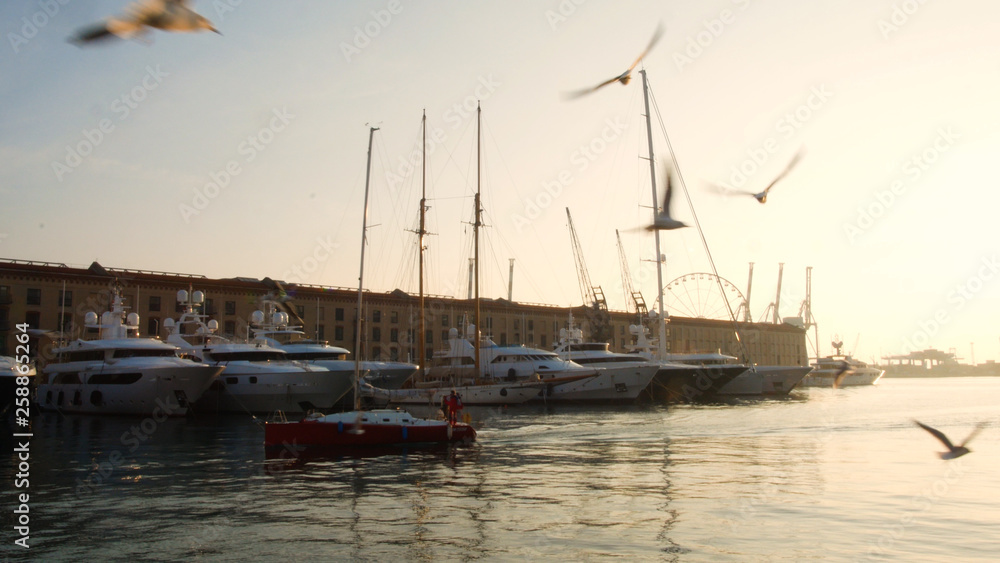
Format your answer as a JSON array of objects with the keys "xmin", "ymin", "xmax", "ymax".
[{"xmin": 6, "ymin": 378, "xmax": 1000, "ymax": 561}]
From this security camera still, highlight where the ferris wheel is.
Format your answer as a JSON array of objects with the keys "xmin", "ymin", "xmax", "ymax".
[{"xmin": 660, "ymin": 272, "xmax": 747, "ymax": 320}]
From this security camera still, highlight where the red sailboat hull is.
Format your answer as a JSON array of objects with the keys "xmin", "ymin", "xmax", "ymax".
[{"xmin": 264, "ymin": 410, "xmax": 476, "ymax": 448}]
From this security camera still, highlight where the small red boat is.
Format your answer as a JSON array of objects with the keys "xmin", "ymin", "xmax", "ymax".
[{"xmin": 264, "ymin": 409, "xmax": 476, "ymax": 449}]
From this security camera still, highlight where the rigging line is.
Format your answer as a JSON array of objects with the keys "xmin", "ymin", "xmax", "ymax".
[
  {"xmin": 647, "ymin": 82, "xmax": 752, "ymax": 364},
  {"xmin": 480, "ymin": 205, "xmax": 549, "ymax": 305},
  {"xmin": 479, "ymin": 113, "xmax": 573, "ymax": 304}
]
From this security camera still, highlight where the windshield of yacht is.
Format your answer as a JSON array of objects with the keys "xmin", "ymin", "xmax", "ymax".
[
  {"xmin": 208, "ymin": 351, "xmax": 287, "ymax": 362},
  {"xmin": 112, "ymin": 349, "xmax": 180, "ymax": 359}
]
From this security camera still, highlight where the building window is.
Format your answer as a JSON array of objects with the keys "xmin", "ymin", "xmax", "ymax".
[
  {"xmin": 372, "ymin": 346, "xmax": 381, "ymax": 360},
  {"xmin": 58, "ymin": 290, "xmax": 72, "ymax": 307},
  {"xmin": 317, "ymin": 324, "xmax": 325, "ymax": 340},
  {"xmin": 528, "ymin": 319, "xmax": 534, "ymax": 331},
  {"xmin": 335, "ymin": 326, "xmax": 344, "ymax": 341},
  {"xmin": 59, "ymin": 312, "xmax": 73, "ymax": 333},
  {"xmin": 390, "ymin": 328, "xmax": 399, "ymax": 343},
  {"xmin": 147, "ymin": 317, "xmax": 160, "ymax": 337},
  {"xmin": 295, "ymin": 305, "xmax": 305, "ymax": 319},
  {"xmin": 441, "ymin": 330, "xmax": 449, "ymax": 343},
  {"xmin": 426, "ymin": 329, "xmax": 433, "ymax": 345},
  {"xmin": 372, "ymin": 327, "xmax": 381, "ymax": 342},
  {"xmin": 0, "ymin": 285, "xmax": 11, "ymax": 303},
  {"xmin": 225, "ymin": 301, "xmax": 236, "ymax": 315},
  {"xmin": 373, "ymin": 310, "xmax": 381, "ymax": 323},
  {"xmin": 540, "ymin": 334, "xmax": 547, "ymax": 348},
  {"xmin": 224, "ymin": 320, "xmax": 236, "ymax": 336},
  {"xmin": 318, "ymin": 307, "xmax": 325, "ymax": 320},
  {"xmin": 25, "ymin": 311, "xmax": 41, "ymax": 329},
  {"xmin": 500, "ymin": 333, "xmax": 507, "ymax": 345},
  {"xmin": 441, "ymin": 314, "xmax": 449, "ymax": 327},
  {"xmin": 149, "ymin": 295, "xmax": 161, "ymax": 312},
  {"xmin": 390, "ymin": 311, "xmax": 398, "ymax": 323},
  {"xmin": 26, "ymin": 288, "xmax": 41, "ymax": 306},
  {"xmin": 335, "ymin": 308, "xmax": 344, "ymax": 321}
]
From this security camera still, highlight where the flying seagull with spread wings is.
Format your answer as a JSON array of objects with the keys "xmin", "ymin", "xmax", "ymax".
[
  {"xmin": 565, "ymin": 24, "xmax": 664, "ymax": 99},
  {"xmin": 712, "ymin": 150, "xmax": 804, "ymax": 204},
  {"xmin": 71, "ymin": 0, "xmax": 220, "ymax": 44},
  {"xmin": 914, "ymin": 420, "xmax": 986, "ymax": 460}
]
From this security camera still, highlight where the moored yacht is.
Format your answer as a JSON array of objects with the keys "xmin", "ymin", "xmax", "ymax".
[
  {"xmin": 250, "ymin": 307, "xmax": 416, "ymax": 393},
  {"xmin": 36, "ymin": 291, "xmax": 221, "ymax": 416},
  {"xmin": 164, "ymin": 290, "xmax": 345, "ymax": 414},
  {"xmin": 803, "ymin": 343, "xmax": 883, "ymax": 387},
  {"xmin": 550, "ymin": 321, "xmax": 660, "ymax": 402},
  {"xmin": 661, "ymin": 352, "xmax": 811, "ymax": 396},
  {"xmin": 625, "ymin": 324, "xmax": 747, "ymax": 402}
]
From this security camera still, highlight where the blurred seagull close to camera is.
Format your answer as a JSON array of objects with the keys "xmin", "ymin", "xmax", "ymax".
[
  {"xmin": 646, "ymin": 167, "xmax": 688, "ymax": 231},
  {"xmin": 831, "ymin": 360, "xmax": 852, "ymax": 389},
  {"xmin": 712, "ymin": 150, "xmax": 803, "ymax": 204},
  {"xmin": 914, "ymin": 420, "xmax": 986, "ymax": 460},
  {"xmin": 565, "ymin": 24, "xmax": 663, "ymax": 99},
  {"xmin": 71, "ymin": 0, "xmax": 220, "ymax": 44}
]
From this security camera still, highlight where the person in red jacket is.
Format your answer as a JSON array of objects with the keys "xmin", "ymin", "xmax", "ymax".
[{"xmin": 445, "ymin": 390, "xmax": 463, "ymax": 425}]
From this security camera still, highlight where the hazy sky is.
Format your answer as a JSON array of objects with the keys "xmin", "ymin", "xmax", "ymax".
[{"xmin": 3, "ymin": 1, "xmax": 999, "ymax": 364}]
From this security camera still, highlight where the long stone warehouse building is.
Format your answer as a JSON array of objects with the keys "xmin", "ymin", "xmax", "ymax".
[{"xmin": 1, "ymin": 259, "xmax": 808, "ymax": 367}]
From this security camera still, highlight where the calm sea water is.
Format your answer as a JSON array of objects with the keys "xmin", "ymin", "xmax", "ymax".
[{"xmin": 3, "ymin": 377, "xmax": 999, "ymax": 562}]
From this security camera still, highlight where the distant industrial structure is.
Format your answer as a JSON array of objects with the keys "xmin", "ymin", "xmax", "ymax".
[{"xmin": 1, "ymin": 258, "xmax": 808, "ymax": 366}]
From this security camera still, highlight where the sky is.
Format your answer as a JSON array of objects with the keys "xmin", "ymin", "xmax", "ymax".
[{"xmin": 2, "ymin": 0, "xmax": 999, "ymax": 364}]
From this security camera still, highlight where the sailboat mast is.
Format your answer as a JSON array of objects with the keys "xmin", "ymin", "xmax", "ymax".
[
  {"xmin": 640, "ymin": 69, "xmax": 667, "ymax": 359},
  {"xmin": 355, "ymin": 126, "xmax": 378, "ymax": 411},
  {"xmin": 418, "ymin": 111, "xmax": 427, "ymax": 373},
  {"xmin": 474, "ymin": 102, "xmax": 482, "ymax": 375}
]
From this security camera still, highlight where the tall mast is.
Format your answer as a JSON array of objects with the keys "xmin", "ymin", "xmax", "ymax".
[
  {"xmin": 354, "ymin": 126, "xmax": 378, "ymax": 411},
  {"xmin": 473, "ymin": 102, "xmax": 483, "ymax": 375},
  {"xmin": 418, "ymin": 110, "xmax": 427, "ymax": 373},
  {"xmin": 640, "ymin": 69, "xmax": 667, "ymax": 359}
]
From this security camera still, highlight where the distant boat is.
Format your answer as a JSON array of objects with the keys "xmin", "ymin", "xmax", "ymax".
[
  {"xmin": 802, "ymin": 356, "xmax": 883, "ymax": 387},
  {"xmin": 802, "ymin": 342, "xmax": 883, "ymax": 387}
]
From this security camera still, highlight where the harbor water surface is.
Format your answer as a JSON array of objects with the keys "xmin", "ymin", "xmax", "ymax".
[{"xmin": 4, "ymin": 377, "xmax": 999, "ymax": 561}]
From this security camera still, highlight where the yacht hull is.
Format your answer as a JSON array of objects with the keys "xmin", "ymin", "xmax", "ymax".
[
  {"xmin": 718, "ymin": 366, "xmax": 812, "ymax": 395},
  {"xmin": 365, "ymin": 382, "xmax": 540, "ymax": 406},
  {"xmin": 195, "ymin": 369, "xmax": 356, "ymax": 414},
  {"xmin": 643, "ymin": 365, "xmax": 748, "ymax": 402},
  {"xmin": 37, "ymin": 365, "xmax": 222, "ymax": 416},
  {"xmin": 543, "ymin": 364, "xmax": 659, "ymax": 402}
]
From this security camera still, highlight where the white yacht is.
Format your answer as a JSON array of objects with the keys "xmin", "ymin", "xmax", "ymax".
[
  {"xmin": 550, "ymin": 323, "xmax": 660, "ymax": 402},
  {"xmin": 163, "ymin": 290, "xmax": 344, "ymax": 414},
  {"xmin": 659, "ymin": 351, "xmax": 811, "ymax": 396},
  {"xmin": 624, "ymin": 324, "xmax": 749, "ymax": 402},
  {"xmin": 36, "ymin": 292, "xmax": 221, "ymax": 416},
  {"xmin": 803, "ymin": 349, "xmax": 884, "ymax": 388},
  {"xmin": 250, "ymin": 308, "xmax": 416, "ymax": 393},
  {"xmin": 370, "ymin": 324, "xmax": 596, "ymax": 406}
]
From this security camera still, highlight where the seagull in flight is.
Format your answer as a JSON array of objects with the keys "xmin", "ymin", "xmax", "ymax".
[
  {"xmin": 914, "ymin": 420, "xmax": 986, "ymax": 460},
  {"xmin": 712, "ymin": 150, "xmax": 804, "ymax": 204},
  {"xmin": 831, "ymin": 360, "xmax": 852, "ymax": 389},
  {"xmin": 646, "ymin": 166, "xmax": 688, "ymax": 231},
  {"xmin": 565, "ymin": 24, "xmax": 664, "ymax": 99},
  {"xmin": 71, "ymin": 0, "xmax": 220, "ymax": 44}
]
